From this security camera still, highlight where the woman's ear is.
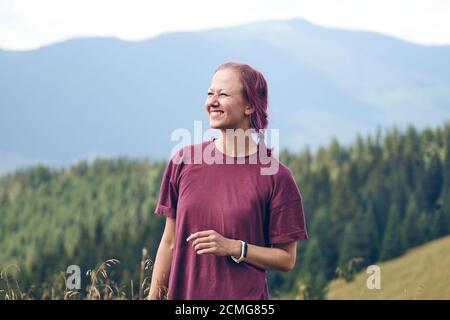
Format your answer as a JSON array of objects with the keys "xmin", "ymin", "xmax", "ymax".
[{"xmin": 244, "ymin": 105, "xmax": 254, "ymax": 116}]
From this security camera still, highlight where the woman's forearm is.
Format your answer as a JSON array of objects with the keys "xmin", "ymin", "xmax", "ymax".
[
  {"xmin": 148, "ymin": 241, "xmax": 174, "ymax": 300},
  {"xmin": 229, "ymin": 240, "xmax": 293, "ymax": 272}
]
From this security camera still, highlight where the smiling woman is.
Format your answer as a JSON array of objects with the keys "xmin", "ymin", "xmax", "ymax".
[{"xmin": 148, "ymin": 61, "xmax": 308, "ymax": 300}]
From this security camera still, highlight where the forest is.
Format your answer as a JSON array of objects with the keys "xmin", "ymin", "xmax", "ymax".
[{"xmin": 0, "ymin": 122, "xmax": 449, "ymax": 299}]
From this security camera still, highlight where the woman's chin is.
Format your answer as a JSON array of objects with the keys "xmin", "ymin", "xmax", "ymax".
[{"xmin": 209, "ymin": 120, "xmax": 223, "ymax": 129}]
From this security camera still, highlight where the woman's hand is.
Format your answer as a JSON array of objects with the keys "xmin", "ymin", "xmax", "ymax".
[
  {"xmin": 186, "ymin": 230, "xmax": 297, "ymax": 272},
  {"xmin": 186, "ymin": 230, "xmax": 240, "ymax": 257}
]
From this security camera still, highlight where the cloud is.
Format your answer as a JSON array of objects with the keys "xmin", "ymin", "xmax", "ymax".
[
  {"xmin": 1, "ymin": 0, "xmax": 449, "ymax": 51},
  {"xmin": 293, "ymin": 0, "xmax": 450, "ymax": 45}
]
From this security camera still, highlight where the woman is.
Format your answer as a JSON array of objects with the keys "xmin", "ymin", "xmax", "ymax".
[{"xmin": 148, "ymin": 62, "xmax": 308, "ymax": 300}]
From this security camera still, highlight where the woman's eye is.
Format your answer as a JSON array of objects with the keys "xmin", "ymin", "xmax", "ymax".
[{"xmin": 207, "ymin": 92, "xmax": 228, "ymax": 96}]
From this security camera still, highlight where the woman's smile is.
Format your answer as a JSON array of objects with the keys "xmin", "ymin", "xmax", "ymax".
[{"xmin": 209, "ymin": 110, "xmax": 225, "ymax": 119}]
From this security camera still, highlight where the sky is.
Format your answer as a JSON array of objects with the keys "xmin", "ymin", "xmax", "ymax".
[{"xmin": 1, "ymin": 0, "xmax": 450, "ymax": 51}]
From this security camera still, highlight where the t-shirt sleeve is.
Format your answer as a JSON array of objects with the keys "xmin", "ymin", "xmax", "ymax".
[
  {"xmin": 154, "ymin": 149, "xmax": 184, "ymax": 219},
  {"xmin": 268, "ymin": 167, "xmax": 308, "ymax": 245}
]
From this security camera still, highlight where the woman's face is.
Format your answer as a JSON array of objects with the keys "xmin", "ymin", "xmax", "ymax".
[{"xmin": 205, "ymin": 68, "xmax": 254, "ymax": 131}]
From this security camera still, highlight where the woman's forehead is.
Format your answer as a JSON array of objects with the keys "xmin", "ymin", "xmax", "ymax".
[{"xmin": 209, "ymin": 70, "xmax": 242, "ymax": 91}]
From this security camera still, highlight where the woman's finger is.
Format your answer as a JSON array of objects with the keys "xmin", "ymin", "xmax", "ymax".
[
  {"xmin": 192, "ymin": 235, "xmax": 215, "ymax": 247},
  {"xmin": 187, "ymin": 230, "xmax": 216, "ymax": 242},
  {"xmin": 194, "ymin": 242, "xmax": 215, "ymax": 251},
  {"xmin": 197, "ymin": 247, "xmax": 216, "ymax": 255}
]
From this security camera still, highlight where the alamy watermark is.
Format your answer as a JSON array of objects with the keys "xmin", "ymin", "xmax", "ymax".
[
  {"xmin": 366, "ymin": 265, "xmax": 381, "ymax": 290},
  {"xmin": 169, "ymin": 121, "xmax": 280, "ymax": 175},
  {"xmin": 66, "ymin": 265, "xmax": 81, "ymax": 290}
]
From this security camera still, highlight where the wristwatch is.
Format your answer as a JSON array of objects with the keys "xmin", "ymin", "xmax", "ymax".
[{"xmin": 231, "ymin": 240, "xmax": 248, "ymax": 263}]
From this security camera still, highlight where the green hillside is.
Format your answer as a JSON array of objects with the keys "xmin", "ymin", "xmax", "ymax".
[
  {"xmin": 327, "ymin": 235, "xmax": 450, "ymax": 299},
  {"xmin": 1, "ymin": 122, "xmax": 450, "ymax": 299}
]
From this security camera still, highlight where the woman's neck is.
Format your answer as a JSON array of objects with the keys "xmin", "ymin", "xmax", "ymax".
[{"xmin": 215, "ymin": 130, "xmax": 258, "ymax": 157}]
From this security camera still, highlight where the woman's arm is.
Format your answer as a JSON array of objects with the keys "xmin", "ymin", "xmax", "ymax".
[
  {"xmin": 186, "ymin": 230, "xmax": 297, "ymax": 272},
  {"xmin": 232, "ymin": 240, "xmax": 297, "ymax": 272},
  {"xmin": 147, "ymin": 217, "xmax": 176, "ymax": 300}
]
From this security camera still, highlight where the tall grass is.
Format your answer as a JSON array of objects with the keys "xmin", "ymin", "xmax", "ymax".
[{"xmin": 0, "ymin": 248, "xmax": 164, "ymax": 300}]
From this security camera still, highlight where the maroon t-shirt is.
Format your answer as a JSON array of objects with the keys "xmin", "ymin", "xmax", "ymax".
[{"xmin": 154, "ymin": 138, "xmax": 308, "ymax": 300}]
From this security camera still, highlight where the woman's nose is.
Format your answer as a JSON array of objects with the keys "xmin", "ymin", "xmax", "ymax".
[{"xmin": 209, "ymin": 94, "xmax": 219, "ymax": 104}]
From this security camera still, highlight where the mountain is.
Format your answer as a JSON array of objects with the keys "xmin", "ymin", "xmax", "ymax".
[{"xmin": 1, "ymin": 17, "xmax": 449, "ymax": 175}]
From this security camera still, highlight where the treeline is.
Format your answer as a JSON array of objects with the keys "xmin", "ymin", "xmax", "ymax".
[
  {"xmin": 0, "ymin": 158, "xmax": 166, "ymax": 296},
  {"xmin": 0, "ymin": 122, "xmax": 449, "ymax": 299},
  {"xmin": 274, "ymin": 122, "xmax": 450, "ymax": 298}
]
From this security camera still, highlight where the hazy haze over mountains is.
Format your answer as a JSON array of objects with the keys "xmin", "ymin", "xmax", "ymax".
[{"xmin": 1, "ymin": 17, "xmax": 449, "ymax": 175}]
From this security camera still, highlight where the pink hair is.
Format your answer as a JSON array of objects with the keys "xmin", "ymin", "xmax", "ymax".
[{"xmin": 215, "ymin": 61, "xmax": 271, "ymax": 155}]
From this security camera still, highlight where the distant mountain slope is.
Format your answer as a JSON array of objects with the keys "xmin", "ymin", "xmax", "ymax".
[{"xmin": 1, "ymin": 17, "xmax": 449, "ymax": 175}]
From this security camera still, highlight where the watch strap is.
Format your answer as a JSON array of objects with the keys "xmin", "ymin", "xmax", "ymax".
[{"xmin": 231, "ymin": 240, "xmax": 247, "ymax": 263}]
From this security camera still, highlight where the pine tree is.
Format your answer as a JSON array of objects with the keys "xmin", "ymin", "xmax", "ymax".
[
  {"xmin": 300, "ymin": 238, "xmax": 328, "ymax": 300},
  {"xmin": 380, "ymin": 204, "xmax": 404, "ymax": 261},
  {"xmin": 416, "ymin": 211, "xmax": 430, "ymax": 244},
  {"xmin": 338, "ymin": 209, "xmax": 369, "ymax": 270},
  {"xmin": 338, "ymin": 223, "xmax": 358, "ymax": 281},
  {"xmin": 444, "ymin": 189, "xmax": 450, "ymax": 236},
  {"xmin": 336, "ymin": 206, "xmax": 376, "ymax": 282},
  {"xmin": 401, "ymin": 196, "xmax": 421, "ymax": 248},
  {"xmin": 309, "ymin": 206, "xmax": 335, "ymax": 279},
  {"xmin": 423, "ymin": 152, "xmax": 443, "ymax": 212},
  {"xmin": 364, "ymin": 203, "xmax": 381, "ymax": 264},
  {"xmin": 430, "ymin": 205, "xmax": 449, "ymax": 239},
  {"xmin": 443, "ymin": 133, "xmax": 450, "ymax": 232},
  {"xmin": 403, "ymin": 125, "xmax": 420, "ymax": 187}
]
